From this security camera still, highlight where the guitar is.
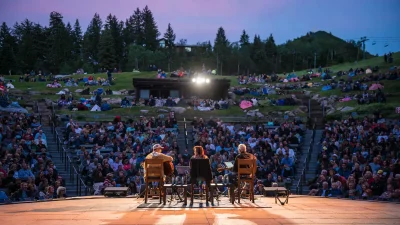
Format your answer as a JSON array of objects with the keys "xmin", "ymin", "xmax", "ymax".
[
  {"xmin": 141, "ymin": 161, "xmax": 175, "ymax": 176},
  {"xmin": 163, "ymin": 161, "xmax": 175, "ymax": 176}
]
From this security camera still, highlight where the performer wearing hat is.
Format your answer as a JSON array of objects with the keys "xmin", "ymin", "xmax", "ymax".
[
  {"xmin": 145, "ymin": 144, "xmax": 173, "ymax": 162},
  {"xmin": 144, "ymin": 144, "xmax": 174, "ymax": 178}
]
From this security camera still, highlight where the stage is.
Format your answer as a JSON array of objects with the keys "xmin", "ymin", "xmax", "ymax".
[{"xmin": 0, "ymin": 196, "xmax": 399, "ymax": 225}]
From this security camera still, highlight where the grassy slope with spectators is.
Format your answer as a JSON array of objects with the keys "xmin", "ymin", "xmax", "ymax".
[
  {"xmin": 307, "ymin": 52, "xmax": 400, "ymax": 120},
  {"xmin": 4, "ymin": 52, "xmax": 400, "ymax": 119}
]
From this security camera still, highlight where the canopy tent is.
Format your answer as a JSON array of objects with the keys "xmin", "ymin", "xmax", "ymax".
[
  {"xmin": 369, "ymin": 83, "xmax": 384, "ymax": 91},
  {"xmin": 91, "ymin": 105, "xmax": 101, "ymax": 111},
  {"xmin": 240, "ymin": 100, "xmax": 253, "ymax": 109},
  {"xmin": 322, "ymin": 85, "xmax": 332, "ymax": 91},
  {"xmin": 286, "ymin": 73, "xmax": 297, "ymax": 79}
]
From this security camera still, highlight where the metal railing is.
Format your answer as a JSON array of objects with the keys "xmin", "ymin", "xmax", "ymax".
[
  {"xmin": 183, "ymin": 117, "xmax": 189, "ymax": 149},
  {"xmin": 34, "ymin": 101, "xmax": 42, "ymax": 125},
  {"xmin": 296, "ymin": 122, "xmax": 316, "ymax": 195},
  {"xmin": 49, "ymin": 115, "xmax": 90, "ymax": 196}
]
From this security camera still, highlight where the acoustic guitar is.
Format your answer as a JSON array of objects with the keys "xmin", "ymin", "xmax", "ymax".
[
  {"xmin": 163, "ymin": 161, "xmax": 175, "ymax": 176},
  {"xmin": 141, "ymin": 161, "xmax": 175, "ymax": 176}
]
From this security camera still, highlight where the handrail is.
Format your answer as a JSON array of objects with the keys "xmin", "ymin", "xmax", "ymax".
[
  {"xmin": 296, "ymin": 121, "xmax": 316, "ymax": 195},
  {"xmin": 183, "ymin": 117, "xmax": 188, "ymax": 149},
  {"xmin": 34, "ymin": 101, "xmax": 42, "ymax": 125},
  {"xmin": 49, "ymin": 113, "xmax": 90, "ymax": 196}
]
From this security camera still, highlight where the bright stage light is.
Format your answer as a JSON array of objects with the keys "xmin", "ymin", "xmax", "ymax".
[{"xmin": 192, "ymin": 77, "xmax": 210, "ymax": 85}]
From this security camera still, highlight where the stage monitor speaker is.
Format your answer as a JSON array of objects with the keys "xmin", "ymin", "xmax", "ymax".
[{"xmin": 104, "ymin": 187, "xmax": 129, "ymax": 197}]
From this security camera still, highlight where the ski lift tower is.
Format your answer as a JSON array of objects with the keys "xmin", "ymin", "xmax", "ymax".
[{"xmin": 360, "ymin": 36, "xmax": 369, "ymax": 61}]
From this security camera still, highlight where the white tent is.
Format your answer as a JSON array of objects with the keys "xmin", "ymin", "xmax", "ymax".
[{"xmin": 91, "ymin": 105, "xmax": 101, "ymax": 111}]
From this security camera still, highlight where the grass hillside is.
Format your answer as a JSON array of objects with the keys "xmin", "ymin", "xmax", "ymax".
[
  {"xmin": 5, "ymin": 52, "xmax": 398, "ymax": 92},
  {"xmin": 278, "ymin": 31, "xmax": 374, "ymax": 70},
  {"xmin": 4, "ymin": 52, "xmax": 399, "ymax": 120}
]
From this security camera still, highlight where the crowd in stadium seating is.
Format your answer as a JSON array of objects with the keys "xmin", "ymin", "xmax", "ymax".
[
  {"xmin": 63, "ymin": 114, "xmax": 304, "ymax": 196},
  {"xmin": 0, "ymin": 113, "xmax": 66, "ymax": 203},
  {"xmin": 309, "ymin": 114, "xmax": 400, "ymax": 201},
  {"xmin": 65, "ymin": 115, "xmax": 179, "ymax": 195},
  {"xmin": 190, "ymin": 117, "xmax": 303, "ymax": 193}
]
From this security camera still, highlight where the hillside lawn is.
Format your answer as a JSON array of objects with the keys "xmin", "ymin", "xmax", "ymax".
[{"xmin": 4, "ymin": 52, "xmax": 400, "ymax": 120}]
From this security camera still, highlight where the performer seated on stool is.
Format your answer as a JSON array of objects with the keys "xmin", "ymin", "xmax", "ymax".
[
  {"xmin": 190, "ymin": 146, "xmax": 209, "ymax": 190},
  {"xmin": 224, "ymin": 144, "xmax": 256, "ymax": 199},
  {"xmin": 144, "ymin": 144, "xmax": 173, "ymax": 185},
  {"xmin": 191, "ymin": 146, "xmax": 208, "ymax": 160}
]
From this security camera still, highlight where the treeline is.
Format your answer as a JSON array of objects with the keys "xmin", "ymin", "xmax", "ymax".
[{"xmin": 0, "ymin": 6, "xmax": 365, "ymax": 75}]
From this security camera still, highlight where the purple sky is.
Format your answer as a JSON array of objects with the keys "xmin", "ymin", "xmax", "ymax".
[{"xmin": 1, "ymin": 0, "xmax": 400, "ymax": 55}]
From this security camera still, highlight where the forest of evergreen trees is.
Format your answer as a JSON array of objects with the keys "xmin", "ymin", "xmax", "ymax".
[{"xmin": 0, "ymin": 6, "xmax": 366, "ymax": 75}]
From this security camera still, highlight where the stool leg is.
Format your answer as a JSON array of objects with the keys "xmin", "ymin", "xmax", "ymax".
[
  {"xmin": 238, "ymin": 181, "xmax": 241, "ymax": 204},
  {"xmin": 190, "ymin": 184, "xmax": 194, "ymax": 205},
  {"xmin": 145, "ymin": 182, "xmax": 148, "ymax": 203},
  {"xmin": 163, "ymin": 186, "xmax": 166, "ymax": 205},
  {"xmin": 159, "ymin": 182, "xmax": 162, "ymax": 204},
  {"xmin": 251, "ymin": 182, "xmax": 255, "ymax": 203},
  {"xmin": 205, "ymin": 185, "xmax": 209, "ymax": 206},
  {"xmin": 184, "ymin": 186, "xmax": 187, "ymax": 205},
  {"xmin": 210, "ymin": 184, "xmax": 214, "ymax": 206}
]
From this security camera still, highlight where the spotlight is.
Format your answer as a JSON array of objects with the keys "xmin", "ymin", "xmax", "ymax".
[
  {"xmin": 206, "ymin": 79, "xmax": 210, "ymax": 83},
  {"xmin": 192, "ymin": 78, "xmax": 196, "ymax": 82}
]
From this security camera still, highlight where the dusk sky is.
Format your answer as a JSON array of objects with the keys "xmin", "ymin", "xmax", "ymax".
[{"xmin": 1, "ymin": 0, "xmax": 400, "ymax": 55}]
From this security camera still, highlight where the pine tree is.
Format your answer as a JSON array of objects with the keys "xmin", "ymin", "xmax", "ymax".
[
  {"xmin": 164, "ymin": 23, "xmax": 176, "ymax": 47},
  {"xmin": 239, "ymin": 30, "xmax": 249, "ymax": 47},
  {"xmin": 163, "ymin": 23, "xmax": 176, "ymax": 71},
  {"xmin": 238, "ymin": 30, "xmax": 252, "ymax": 74},
  {"xmin": 32, "ymin": 23, "xmax": 48, "ymax": 72},
  {"xmin": 98, "ymin": 30, "xmax": 117, "ymax": 70},
  {"xmin": 72, "ymin": 19, "xmax": 83, "ymax": 66},
  {"xmin": 251, "ymin": 35, "xmax": 266, "ymax": 72},
  {"xmin": 214, "ymin": 27, "xmax": 229, "ymax": 75},
  {"xmin": 0, "ymin": 22, "xmax": 17, "ymax": 74},
  {"xmin": 65, "ymin": 22, "xmax": 73, "ymax": 60},
  {"xmin": 14, "ymin": 20, "xmax": 34, "ymax": 72},
  {"xmin": 265, "ymin": 34, "xmax": 277, "ymax": 72},
  {"xmin": 105, "ymin": 14, "xmax": 124, "ymax": 68},
  {"xmin": 131, "ymin": 8, "xmax": 144, "ymax": 45},
  {"xmin": 47, "ymin": 11, "xmax": 69, "ymax": 73},
  {"xmin": 83, "ymin": 13, "xmax": 102, "ymax": 70},
  {"xmin": 142, "ymin": 5, "xmax": 159, "ymax": 51}
]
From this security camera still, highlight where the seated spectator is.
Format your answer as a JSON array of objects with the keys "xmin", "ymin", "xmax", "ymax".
[
  {"xmin": 12, "ymin": 182, "xmax": 34, "ymax": 201},
  {"xmin": 328, "ymin": 182, "xmax": 343, "ymax": 197},
  {"xmin": 16, "ymin": 163, "xmax": 35, "ymax": 181}
]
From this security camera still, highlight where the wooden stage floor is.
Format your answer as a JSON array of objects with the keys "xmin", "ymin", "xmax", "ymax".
[{"xmin": 0, "ymin": 195, "xmax": 399, "ymax": 225}]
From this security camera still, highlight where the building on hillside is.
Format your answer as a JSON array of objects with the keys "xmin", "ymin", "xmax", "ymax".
[
  {"xmin": 158, "ymin": 38, "xmax": 168, "ymax": 49},
  {"xmin": 132, "ymin": 78, "xmax": 230, "ymax": 100},
  {"xmin": 157, "ymin": 39, "xmax": 207, "ymax": 55},
  {"xmin": 174, "ymin": 44, "xmax": 207, "ymax": 55}
]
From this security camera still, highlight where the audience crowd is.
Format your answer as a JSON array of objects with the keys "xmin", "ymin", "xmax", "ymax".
[
  {"xmin": 64, "ymin": 115, "xmax": 304, "ymax": 196},
  {"xmin": 0, "ymin": 113, "xmax": 66, "ymax": 203},
  {"xmin": 309, "ymin": 114, "xmax": 400, "ymax": 201},
  {"xmin": 189, "ymin": 117, "xmax": 303, "ymax": 194}
]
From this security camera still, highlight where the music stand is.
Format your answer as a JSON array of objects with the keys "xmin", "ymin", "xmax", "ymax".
[
  {"xmin": 224, "ymin": 162, "xmax": 234, "ymax": 169},
  {"xmin": 167, "ymin": 166, "xmax": 190, "ymax": 203},
  {"xmin": 176, "ymin": 166, "xmax": 190, "ymax": 177}
]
